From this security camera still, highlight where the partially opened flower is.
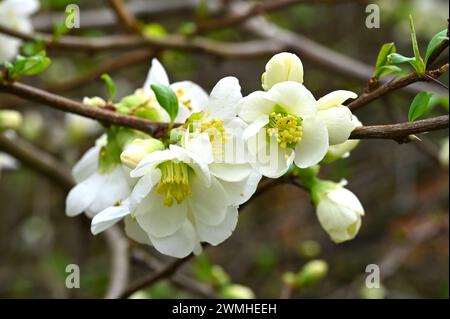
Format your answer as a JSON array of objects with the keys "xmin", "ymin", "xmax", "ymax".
[
  {"xmin": 65, "ymin": 128, "xmax": 143, "ymax": 218},
  {"xmin": 139, "ymin": 58, "xmax": 209, "ymax": 123},
  {"xmin": 311, "ymin": 180, "xmax": 364, "ymax": 243},
  {"xmin": 0, "ymin": 0, "xmax": 40, "ymax": 62},
  {"xmin": 239, "ymin": 81, "xmax": 329, "ymax": 178},
  {"xmin": 316, "ymin": 90, "xmax": 358, "ymax": 145}
]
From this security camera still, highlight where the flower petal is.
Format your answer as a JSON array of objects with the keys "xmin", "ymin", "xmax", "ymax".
[
  {"xmin": 129, "ymin": 169, "xmax": 162, "ymax": 210},
  {"xmin": 170, "ymin": 81, "xmax": 208, "ymax": 114},
  {"xmin": 262, "ymin": 52, "xmax": 304, "ymax": 90},
  {"xmin": 195, "ymin": 206, "xmax": 238, "ymax": 245},
  {"xmin": 65, "ymin": 173, "xmax": 102, "ymax": 216},
  {"xmin": 294, "ymin": 116, "xmax": 329, "ymax": 168},
  {"xmin": 135, "ymin": 190, "xmax": 188, "ymax": 237},
  {"xmin": 124, "ymin": 216, "xmax": 151, "ymax": 245},
  {"xmin": 238, "ymin": 91, "xmax": 275, "ymax": 123},
  {"xmin": 72, "ymin": 145, "xmax": 100, "ymax": 183},
  {"xmin": 266, "ymin": 81, "xmax": 317, "ymax": 117},
  {"xmin": 209, "ymin": 163, "xmax": 252, "ymax": 182},
  {"xmin": 142, "ymin": 58, "xmax": 170, "ymax": 93},
  {"xmin": 318, "ymin": 106, "xmax": 355, "ymax": 145},
  {"xmin": 317, "ymin": 90, "xmax": 357, "ymax": 110},
  {"xmin": 149, "ymin": 220, "xmax": 197, "ymax": 258},
  {"xmin": 220, "ymin": 170, "xmax": 262, "ymax": 205},
  {"xmin": 189, "ymin": 176, "xmax": 228, "ymax": 226},
  {"xmin": 206, "ymin": 77, "xmax": 242, "ymax": 119},
  {"xmin": 91, "ymin": 202, "xmax": 130, "ymax": 235},
  {"xmin": 243, "ymin": 115, "xmax": 269, "ymax": 141}
]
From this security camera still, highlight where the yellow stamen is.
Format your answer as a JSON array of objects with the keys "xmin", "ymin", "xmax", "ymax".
[
  {"xmin": 267, "ymin": 112, "xmax": 303, "ymax": 149},
  {"xmin": 156, "ymin": 161, "xmax": 192, "ymax": 207}
]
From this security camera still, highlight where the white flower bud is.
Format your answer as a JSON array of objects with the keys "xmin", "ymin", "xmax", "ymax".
[
  {"xmin": 261, "ymin": 52, "xmax": 304, "ymax": 91},
  {"xmin": 83, "ymin": 96, "xmax": 107, "ymax": 107},
  {"xmin": 120, "ymin": 138, "xmax": 165, "ymax": 168},
  {"xmin": 312, "ymin": 180, "xmax": 364, "ymax": 243},
  {"xmin": 0, "ymin": 110, "xmax": 22, "ymax": 130}
]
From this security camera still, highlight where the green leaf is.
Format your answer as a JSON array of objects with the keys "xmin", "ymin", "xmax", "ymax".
[
  {"xmin": 150, "ymin": 84, "xmax": 179, "ymax": 123},
  {"xmin": 373, "ymin": 42, "xmax": 397, "ymax": 78},
  {"xmin": 12, "ymin": 52, "xmax": 51, "ymax": 76},
  {"xmin": 101, "ymin": 73, "xmax": 116, "ymax": 101},
  {"xmin": 408, "ymin": 92, "xmax": 433, "ymax": 121},
  {"xmin": 424, "ymin": 29, "xmax": 449, "ymax": 65},
  {"xmin": 388, "ymin": 53, "xmax": 415, "ymax": 64},
  {"xmin": 377, "ymin": 65, "xmax": 403, "ymax": 78},
  {"xmin": 21, "ymin": 38, "xmax": 46, "ymax": 56},
  {"xmin": 409, "ymin": 14, "xmax": 425, "ymax": 75}
]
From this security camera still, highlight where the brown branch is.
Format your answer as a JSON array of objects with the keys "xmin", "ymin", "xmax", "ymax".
[
  {"xmin": 115, "ymin": 254, "xmax": 195, "ymax": 299},
  {"xmin": 45, "ymin": 49, "xmax": 154, "ymax": 92},
  {"xmin": 0, "ymin": 24, "xmax": 281, "ymax": 59},
  {"xmin": 350, "ymin": 115, "xmax": 449, "ymax": 142},
  {"xmin": 348, "ymin": 64, "xmax": 449, "ymax": 111},
  {"xmin": 108, "ymin": 0, "xmax": 140, "ymax": 34},
  {"xmin": 0, "ymin": 81, "xmax": 169, "ymax": 135}
]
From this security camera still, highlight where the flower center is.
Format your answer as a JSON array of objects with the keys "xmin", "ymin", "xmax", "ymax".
[
  {"xmin": 267, "ymin": 112, "xmax": 303, "ymax": 149},
  {"xmin": 156, "ymin": 161, "xmax": 192, "ymax": 207}
]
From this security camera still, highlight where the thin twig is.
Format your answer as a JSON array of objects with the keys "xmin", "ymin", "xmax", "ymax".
[{"xmin": 108, "ymin": 0, "xmax": 140, "ymax": 34}]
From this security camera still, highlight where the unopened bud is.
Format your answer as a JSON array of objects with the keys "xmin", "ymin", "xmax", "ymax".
[
  {"xmin": 297, "ymin": 259, "xmax": 328, "ymax": 287},
  {"xmin": 220, "ymin": 284, "xmax": 255, "ymax": 299},
  {"xmin": 0, "ymin": 110, "xmax": 22, "ymax": 131},
  {"xmin": 120, "ymin": 138, "xmax": 165, "ymax": 168}
]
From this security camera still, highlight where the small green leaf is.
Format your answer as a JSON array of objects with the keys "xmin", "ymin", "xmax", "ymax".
[
  {"xmin": 408, "ymin": 92, "xmax": 433, "ymax": 121},
  {"xmin": 101, "ymin": 73, "xmax": 116, "ymax": 101},
  {"xmin": 424, "ymin": 29, "xmax": 449, "ymax": 65},
  {"xmin": 409, "ymin": 14, "xmax": 425, "ymax": 75},
  {"xmin": 377, "ymin": 65, "xmax": 403, "ymax": 77},
  {"xmin": 388, "ymin": 53, "xmax": 415, "ymax": 64},
  {"xmin": 150, "ymin": 84, "xmax": 179, "ymax": 123},
  {"xmin": 21, "ymin": 38, "xmax": 46, "ymax": 56},
  {"xmin": 12, "ymin": 52, "xmax": 51, "ymax": 76},
  {"xmin": 373, "ymin": 42, "xmax": 397, "ymax": 78}
]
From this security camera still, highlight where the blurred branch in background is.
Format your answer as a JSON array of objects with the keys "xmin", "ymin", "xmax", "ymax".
[{"xmin": 107, "ymin": 0, "xmax": 140, "ymax": 34}]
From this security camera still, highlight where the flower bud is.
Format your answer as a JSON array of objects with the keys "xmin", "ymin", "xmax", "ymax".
[
  {"xmin": 297, "ymin": 259, "xmax": 329, "ymax": 287},
  {"xmin": 261, "ymin": 52, "xmax": 304, "ymax": 91},
  {"xmin": 83, "ymin": 96, "xmax": 107, "ymax": 107},
  {"xmin": 220, "ymin": 284, "xmax": 255, "ymax": 299},
  {"xmin": 0, "ymin": 110, "xmax": 22, "ymax": 131},
  {"xmin": 311, "ymin": 180, "xmax": 364, "ymax": 243},
  {"xmin": 120, "ymin": 138, "xmax": 165, "ymax": 168}
]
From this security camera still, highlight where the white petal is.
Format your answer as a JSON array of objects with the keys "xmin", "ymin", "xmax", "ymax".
[
  {"xmin": 91, "ymin": 202, "xmax": 130, "ymax": 235},
  {"xmin": 129, "ymin": 169, "xmax": 162, "ymax": 210},
  {"xmin": 72, "ymin": 145, "xmax": 100, "ymax": 183},
  {"xmin": 189, "ymin": 176, "xmax": 228, "ymax": 226},
  {"xmin": 220, "ymin": 170, "xmax": 262, "ymax": 206},
  {"xmin": 318, "ymin": 106, "xmax": 355, "ymax": 145},
  {"xmin": 195, "ymin": 206, "xmax": 238, "ymax": 245},
  {"xmin": 124, "ymin": 216, "xmax": 151, "ymax": 245},
  {"xmin": 243, "ymin": 115, "xmax": 269, "ymax": 141},
  {"xmin": 149, "ymin": 220, "xmax": 197, "ymax": 258},
  {"xmin": 170, "ymin": 81, "xmax": 208, "ymax": 113},
  {"xmin": 294, "ymin": 116, "xmax": 329, "ymax": 168},
  {"xmin": 266, "ymin": 82, "xmax": 317, "ymax": 117},
  {"xmin": 221, "ymin": 117, "xmax": 248, "ymax": 164},
  {"xmin": 135, "ymin": 191, "xmax": 188, "ymax": 237},
  {"xmin": 317, "ymin": 90, "xmax": 357, "ymax": 110},
  {"xmin": 206, "ymin": 77, "xmax": 242, "ymax": 119},
  {"xmin": 328, "ymin": 188, "xmax": 364, "ymax": 216},
  {"xmin": 209, "ymin": 163, "xmax": 252, "ymax": 182},
  {"xmin": 131, "ymin": 149, "xmax": 177, "ymax": 177},
  {"xmin": 87, "ymin": 167, "xmax": 132, "ymax": 215},
  {"xmin": 182, "ymin": 132, "xmax": 214, "ymax": 164},
  {"xmin": 238, "ymin": 91, "xmax": 275, "ymax": 123},
  {"xmin": 174, "ymin": 104, "xmax": 192, "ymax": 123},
  {"xmin": 142, "ymin": 58, "xmax": 170, "ymax": 93},
  {"xmin": 0, "ymin": 0, "xmax": 40, "ymax": 16},
  {"xmin": 262, "ymin": 52, "xmax": 304, "ymax": 90},
  {"xmin": 65, "ymin": 173, "xmax": 102, "ymax": 217}
]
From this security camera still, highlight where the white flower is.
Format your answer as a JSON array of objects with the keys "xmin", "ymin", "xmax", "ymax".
[
  {"xmin": 262, "ymin": 52, "xmax": 304, "ymax": 91},
  {"xmin": 239, "ymin": 81, "xmax": 329, "ymax": 178},
  {"xmin": 439, "ymin": 137, "xmax": 449, "ymax": 168},
  {"xmin": 65, "ymin": 135, "xmax": 135, "ymax": 218},
  {"xmin": 312, "ymin": 180, "xmax": 364, "ymax": 243},
  {"xmin": 322, "ymin": 115, "xmax": 362, "ymax": 163},
  {"xmin": 141, "ymin": 58, "xmax": 209, "ymax": 123},
  {"xmin": 0, "ymin": 152, "xmax": 17, "ymax": 179},
  {"xmin": 317, "ymin": 90, "xmax": 358, "ymax": 145},
  {"xmin": 0, "ymin": 0, "xmax": 40, "ymax": 62},
  {"xmin": 92, "ymin": 133, "xmax": 261, "ymax": 258}
]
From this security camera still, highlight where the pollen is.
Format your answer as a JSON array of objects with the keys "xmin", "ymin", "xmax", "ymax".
[
  {"xmin": 267, "ymin": 112, "xmax": 303, "ymax": 149},
  {"xmin": 156, "ymin": 161, "xmax": 192, "ymax": 207},
  {"xmin": 176, "ymin": 88, "xmax": 193, "ymax": 110}
]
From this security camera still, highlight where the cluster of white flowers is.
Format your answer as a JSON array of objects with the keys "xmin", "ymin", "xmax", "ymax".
[
  {"xmin": 66, "ymin": 53, "xmax": 366, "ymax": 257},
  {"xmin": 0, "ymin": 0, "xmax": 40, "ymax": 62}
]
